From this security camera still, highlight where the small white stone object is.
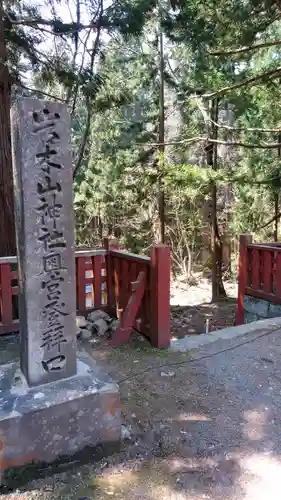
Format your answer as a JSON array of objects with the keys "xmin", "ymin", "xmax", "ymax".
[
  {"xmin": 34, "ymin": 392, "xmax": 45, "ymax": 400},
  {"xmin": 160, "ymin": 370, "xmax": 175, "ymax": 377},
  {"xmin": 121, "ymin": 424, "xmax": 132, "ymax": 440},
  {"xmin": 76, "ymin": 315, "xmax": 87, "ymax": 328},
  {"xmin": 89, "ymin": 338, "xmax": 100, "ymax": 344}
]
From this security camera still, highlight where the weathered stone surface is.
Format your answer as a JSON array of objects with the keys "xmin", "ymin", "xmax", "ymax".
[
  {"xmin": 244, "ymin": 311, "xmax": 259, "ymax": 324},
  {"xmin": 244, "ymin": 295, "xmax": 269, "ymax": 318},
  {"xmin": 11, "ymin": 98, "xmax": 76, "ymax": 387},
  {"xmin": 88, "ymin": 310, "xmax": 111, "ymax": 323},
  {"xmin": 268, "ymin": 303, "xmax": 281, "ymax": 318},
  {"xmin": 85, "ymin": 321, "xmax": 95, "ymax": 333},
  {"xmin": 0, "ymin": 353, "xmax": 120, "ymax": 483},
  {"xmin": 110, "ymin": 319, "xmax": 120, "ymax": 332},
  {"xmin": 92, "ymin": 318, "xmax": 108, "ymax": 336},
  {"xmin": 243, "ymin": 296, "xmax": 281, "ymax": 322},
  {"xmin": 80, "ymin": 328, "xmax": 92, "ymax": 340}
]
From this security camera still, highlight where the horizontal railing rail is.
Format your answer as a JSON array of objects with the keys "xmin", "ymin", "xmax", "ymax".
[
  {"xmin": 0, "ymin": 248, "xmax": 106, "ymax": 264},
  {"xmin": 109, "ymin": 249, "xmax": 151, "ymax": 263}
]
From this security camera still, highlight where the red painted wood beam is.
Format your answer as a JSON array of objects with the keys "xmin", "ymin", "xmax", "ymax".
[{"xmin": 111, "ymin": 271, "xmax": 145, "ymax": 347}]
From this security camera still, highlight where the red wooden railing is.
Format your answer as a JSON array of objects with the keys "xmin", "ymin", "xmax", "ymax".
[
  {"xmin": 0, "ymin": 256, "xmax": 18, "ymax": 335},
  {"xmin": 236, "ymin": 234, "xmax": 281, "ymax": 324},
  {"xmin": 75, "ymin": 249, "xmax": 107, "ymax": 314},
  {"xmin": 105, "ymin": 242, "xmax": 170, "ymax": 348},
  {"xmin": 0, "ymin": 243, "xmax": 171, "ymax": 348},
  {"xmin": 108, "ymin": 251, "xmax": 151, "ymax": 331}
]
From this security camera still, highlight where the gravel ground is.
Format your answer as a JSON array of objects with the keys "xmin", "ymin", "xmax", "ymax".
[
  {"xmin": 2, "ymin": 321, "xmax": 281, "ymax": 500},
  {"xmin": 2, "ymin": 279, "xmax": 281, "ymax": 500},
  {"xmin": 170, "ymin": 278, "xmax": 237, "ymax": 337}
]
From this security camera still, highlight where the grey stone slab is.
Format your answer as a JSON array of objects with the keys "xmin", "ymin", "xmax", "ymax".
[
  {"xmin": 244, "ymin": 311, "xmax": 259, "ymax": 323},
  {"xmin": 170, "ymin": 333, "xmax": 217, "ymax": 352},
  {"xmin": 170, "ymin": 317, "xmax": 281, "ymax": 352},
  {"xmin": 244, "ymin": 295, "xmax": 269, "ymax": 317},
  {"xmin": 11, "ymin": 98, "xmax": 76, "ymax": 386},
  {"xmin": 268, "ymin": 302, "xmax": 281, "ymax": 318},
  {"xmin": 0, "ymin": 352, "xmax": 120, "ymax": 483}
]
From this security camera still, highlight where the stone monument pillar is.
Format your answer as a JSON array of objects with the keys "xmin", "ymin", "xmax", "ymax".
[
  {"xmin": 0, "ymin": 98, "xmax": 120, "ymax": 486},
  {"xmin": 11, "ymin": 98, "xmax": 76, "ymax": 386}
]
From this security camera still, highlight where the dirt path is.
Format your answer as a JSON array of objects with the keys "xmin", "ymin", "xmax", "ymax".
[
  {"xmin": 4, "ymin": 320, "xmax": 281, "ymax": 500},
  {"xmin": 0, "ymin": 279, "xmax": 251, "ymax": 500},
  {"xmin": 170, "ymin": 278, "xmax": 237, "ymax": 337}
]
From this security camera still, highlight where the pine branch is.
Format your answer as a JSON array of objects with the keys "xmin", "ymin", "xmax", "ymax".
[
  {"xmin": 138, "ymin": 137, "xmax": 204, "ymax": 147},
  {"xmin": 15, "ymin": 82, "xmax": 66, "ymax": 101},
  {"xmin": 140, "ymin": 137, "xmax": 281, "ymax": 149},
  {"xmin": 209, "ymin": 39, "xmax": 281, "ymax": 56},
  {"xmin": 212, "ymin": 122, "xmax": 281, "ymax": 134},
  {"xmin": 65, "ymin": 0, "xmax": 80, "ymax": 104},
  {"xmin": 70, "ymin": 29, "xmax": 91, "ymax": 113},
  {"xmin": 209, "ymin": 138, "xmax": 281, "ymax": 149},
  {"xmin": 195, "ymin": 96, "xmax": 281, "ymax": 133},
  {"xmin": 204, "ymin": 66, "xmax": 281, "ymax": 98},
  {"xmin": 256, "ymin": 212, "xmax": 281, "ymax": 231},
  {"xmin": 6, "ymin": 16, "xmax": 100, "ymax": 33},
  {"xmin": 73, "ymin": 0, "xmax": 103, "ymax": 179}
]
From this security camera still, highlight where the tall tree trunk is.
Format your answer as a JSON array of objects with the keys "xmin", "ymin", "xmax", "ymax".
[
  {"xmin": 98, "ymin": 215, "xmax": 103, "ymax": 241},
  {"xmin": 275, "ymin": 131, "xmax": 281, "ymax": 242},
  {"xmin": 208, "ymin": 98, "xmax": 226, "ymax": 302},
  {"xmin": 157, "ymin": 14, "xmax": 165, "ymax": 244},
  {"xmin": 274, "ymin": 192, "xmax": 279, "ymax": 242},
  {"xmin": 0, "ymin": 4, "xmax": 16, "ymax": 257}
]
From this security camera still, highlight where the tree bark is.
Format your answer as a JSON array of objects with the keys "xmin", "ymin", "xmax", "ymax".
[
  {"xmin": 209, "ymin": 98, "xmax": 227, "ymax": 302},
  {"xmin": 274, "ymin": 192, "xmax": 279, "ymax": 242},
  {"xmin": 158, "ymin": 13, "xmax": 165, "ymax": 244},
  {"xmin": 275, "ymin": 131, "xmax": 281, "ymax": 242},
  {"xmin": 0, "ymin": 4, "xmax": 16, "ymax": 257}
]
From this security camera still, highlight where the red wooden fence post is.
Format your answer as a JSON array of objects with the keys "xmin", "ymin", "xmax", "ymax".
[
  {"xmin": 93, "ymin": 254, "xmax": 103, "ymax": 309},
  {"xmin": 236, "ymin": 234, "xmax": 252, "ymax": 325},
  {"xmin": 0, "ymin": 263, "xmax": 13, "ymax": 331},
  {"xmin": 104, "ymin": 238, "xmax": 119, "ymax": 315},
  {"xmin": 76, "ymin": 257, "xmax": 86, "ymax": 313},
  {"xmin": 111, "ymin": 271, "xmax": 145, "ymax": 347},
  {"xmin": 150, "ymin": 244, "xmax": 170, "ymax": 348}
]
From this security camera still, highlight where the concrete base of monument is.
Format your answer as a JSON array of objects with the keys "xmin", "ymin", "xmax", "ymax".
[{"xmin": 0, "ymin": 352, "xmax": 121, "ymax": 487}]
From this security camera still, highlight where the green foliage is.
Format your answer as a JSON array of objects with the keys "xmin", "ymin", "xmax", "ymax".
[
  {"xmin": 5, "ymin": 0, "xmax": 281, "ymax": 267},
  {"xmin": 72, "ymin": 0, "xmax": 281, "ymax": 261},
  {"xmin": 74, "ymin": 32, "xmax": 160, "ymax": 250}
]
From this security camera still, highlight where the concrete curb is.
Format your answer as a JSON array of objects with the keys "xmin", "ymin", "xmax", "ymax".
[{"xmin": 169, "ymin": 317, "xmax": 281, "ymax": 352}]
